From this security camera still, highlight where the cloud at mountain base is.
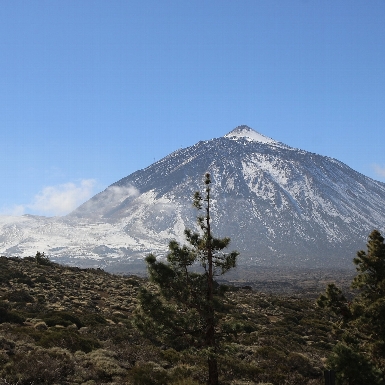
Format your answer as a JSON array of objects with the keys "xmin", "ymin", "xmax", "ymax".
[
  {"xmin": 1, "ymin": 179, "xmax": 97, "ymax": 217},
  {"xmin": 104, "ymin": 185, "xmax": 140, "ymax": 204}
]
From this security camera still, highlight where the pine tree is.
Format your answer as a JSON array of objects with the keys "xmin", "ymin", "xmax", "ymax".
[
  {"xmin": 135, "ymin": 173, "xmax": 239, "ymax": 385},
  {"xmin": 317, "ymin": 230, "xmax": 385, "ymax": 384},
  {"xmin": 352, "ymin": 229, "xmax": 385, "ymax": 300},
  {"xmin": 35, "ymin": 251, "xmax": 52, "ymax": 266}
]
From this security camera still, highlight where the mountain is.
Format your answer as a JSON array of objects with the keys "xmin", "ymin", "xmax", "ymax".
[{"xmin": 1, "ymin": 125, "xmax": 385, "ymax": 271}]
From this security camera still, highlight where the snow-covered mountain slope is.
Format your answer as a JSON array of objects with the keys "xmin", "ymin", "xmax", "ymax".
[{"xmin": 1, "ymin": 125, "xmax": 385, "ymax": 270}]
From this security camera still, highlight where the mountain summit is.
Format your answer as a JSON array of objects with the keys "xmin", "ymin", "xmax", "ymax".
[
  {"xmin": 224, "ymin": 125, "xmax": 279, "ymax": 144},
  {"xmin": 1, "ymin": 126, "xmax": 385, "ymax": 270}
]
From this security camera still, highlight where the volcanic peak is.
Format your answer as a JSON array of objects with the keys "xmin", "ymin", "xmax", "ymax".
[{"xmin": 224, "ymin": 125, "xmax": 278, "ymax": 144}]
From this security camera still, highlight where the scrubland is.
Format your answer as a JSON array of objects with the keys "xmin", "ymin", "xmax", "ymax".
[{"xmin": 0, "ymin": 256, "xmax": 341, "ymax": 385}]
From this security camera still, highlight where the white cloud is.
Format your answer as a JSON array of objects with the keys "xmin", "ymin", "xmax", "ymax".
[
  {"xmin": 0, "ymin": 204, "xmax": 26, "ymax": 216},
  {"xmin": 104, "ymin": 185, "xmax": 139, "ymax": 203},
  {"xmin": 373, "ymin": 164, "xmax": 385, "ymax": 178},
  {"xmin": 27, "ymin": 179, "xmax": 97, "ymax": 216},
  {"xmin": 0, "ymin": 179, "xmax": 97, "ymax": 217}
]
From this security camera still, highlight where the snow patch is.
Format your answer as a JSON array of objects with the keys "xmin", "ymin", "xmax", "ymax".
[{"xmin": 224, "ymin": 125, "xmax": 278, "ymax": 144}]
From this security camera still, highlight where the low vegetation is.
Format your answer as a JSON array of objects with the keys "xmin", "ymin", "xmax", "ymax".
[{"xmin": 0, "ymin": 253, "xmax": 337, "ymax": 385}]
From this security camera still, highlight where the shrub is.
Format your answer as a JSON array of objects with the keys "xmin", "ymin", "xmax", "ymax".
[
  {"xmin": 34, "ymin": 321, "xmax": 48, "ymax": 330},
  {"xmin": 219, "ymin": 354, "xmax": 262, "ymax": 381},
  {"xmin": 0, "ymin": 336, "xmax": 15, "ymax": 356},
  {"xmin": 75, "ymin": 349, "xmax": 127, "ymax": 384},
  {"xmin": 0, "ymin": 305, "xmax": 25, "ymax": 324},
  {"xmin": 38, "ymin": 329, "xmax": 101, "ymax": 353},
  {"xmin": 255, "ymin": 346, "xmax": 286, "ymax": 361},
  {"xmin": 161, "ymin": 348, "xmax": 181, "ymax": 364},
  {"xmin": 129, "ymin": 362, "xmax": 169, "ymax": 385},
  {"xmin": 81, "ymin": 313, "xmax": 107, "ymax": 326},
  {"xmin": 34, "ymin": 275, "xmax": 48, "ymax": 284},
  {"xmin": 15, "ymin": 277, "xmax": 34, "ymax": 287},
  {"xmin": 5, "ymin": 290, "xmax": 34, "ymax": 304},
  {"xmin": 1, "ymin": 347, "xmax": 74, "ymax": 385},
  {"xmin": 287, "ymin": 352, "xmax": 320, "ymax": 377},
  {"xmin": 0, "ymin": 258, "xmax": 27, "ymax": 285},
  {"xmin": 42, "ymin": 311, "xmax": 83, "ymax": 328}
]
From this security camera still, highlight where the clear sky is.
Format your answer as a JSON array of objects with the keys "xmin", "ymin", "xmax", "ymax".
[{"xmin": 1, "ymin": 1, "xmax": 385, "ymax": 216}]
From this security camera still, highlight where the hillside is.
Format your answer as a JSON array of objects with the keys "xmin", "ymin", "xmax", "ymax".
[{"xmin": 0, "ymin": 255, "xmax": 344, "ymax": 385}]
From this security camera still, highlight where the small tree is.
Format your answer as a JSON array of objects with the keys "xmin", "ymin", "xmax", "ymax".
[
  {"xmin": 318, "ymin": 230, "xmax": 385, "ymax": 384},
  {"xmin": 136, "ymin": 173, "xmax": 239, "ymax": 385},
  {"xmin": 35, "ymin": 251, "xmax": 52, "ymax": 266}
]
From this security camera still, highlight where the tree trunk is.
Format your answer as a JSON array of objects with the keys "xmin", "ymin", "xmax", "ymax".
[
  {"xmin": 205, "ymin": 174, "xmax": 219, "ymax": 385},
  {"xmin": 208, "ymin": 357, "xmax": 219, "ymax": 385}
]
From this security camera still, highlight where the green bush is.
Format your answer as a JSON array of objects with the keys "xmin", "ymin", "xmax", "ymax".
[
  {"xmin": 110, "ymin": 326, "xmax": 135, "ymax": 344},
  {"xmin": 1, "ymin": 347, "xmax": 75, "ymax": 385},
  {"xmin": 161, "ymin": 348, "xmax": 181, "ymax": 364},
  {"xmin": 219, "ymin": 354, "xmax": 262, "ymax": 382},
  {"xmin": 38, "ymin": 329, "xmax": 101, "ymax": 353},
  {"xmin": 5, "ymin": 290, "xmax": 34, "ymax": 303},
  {"xmin": 81, "ymin": 313, "xmax": 107, "ymax": 326},
  {"xmin": 34, "ymin": 275, "xmax": 48, "ymax": 284},
  {"xmin": 0, "ymin": 259, "xmax": 28, "ymax": 284},
  {"xmin": 42, "ymin": 311, "xmax": 83, "ymax": 328},
  {"xmin": 15, "ymin": 276, "xmax": 35, "ymax": 287},
  {"xmin": 0, "ymin": 306, "xmax": 25, "ymax": 324},
  {"xmin": 0, "ymin": 336, "xmax": 15, "ymax": 355},
  {"xmin": 287, "ymin": 352, "xmax": 320, "ymax": 377},
  {"xmin": 84, "ymin": 349, "xmax": 127, "ymax": 380},
  {"xmin": 129, "ymin": 362, "xmax": 169, "ymax": 385},
  {"xmin": 255, "ymin": 346, "xmax": 286, "ymax": 361}
]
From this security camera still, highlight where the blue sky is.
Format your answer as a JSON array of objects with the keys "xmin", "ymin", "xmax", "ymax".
[{"xmin": 1, "ymin": 1, "xmax": 385, "ymax": 216}]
